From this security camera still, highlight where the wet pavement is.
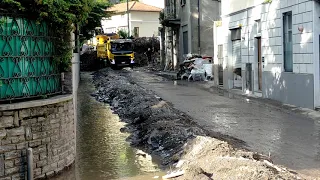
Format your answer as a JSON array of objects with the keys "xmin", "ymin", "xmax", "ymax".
[
  {"xmin": 52, "ymin": 72, "xmax": 163, "ymax": 180},
  {"xmin": 131, "ymin": 70, "xmax": 320, "ymax": 178}
]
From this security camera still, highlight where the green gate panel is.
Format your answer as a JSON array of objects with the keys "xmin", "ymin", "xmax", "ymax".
[{"xmin": 0, "ymin": 14, "xmax": 61, "ymax": 102}]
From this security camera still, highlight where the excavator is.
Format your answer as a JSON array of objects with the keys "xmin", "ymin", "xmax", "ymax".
[{"xmin": 96, "ymin": 33, "xmax": 135, "ymax": 69}]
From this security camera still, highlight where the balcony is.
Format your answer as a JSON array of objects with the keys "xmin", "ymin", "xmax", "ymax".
[
  {"xmin": 164, "ymin": 6, "xmax": 177, "ymax": 19},
  {"xmin": 161, "ymin": 6, "xmax": 180, "ymax": 27}
]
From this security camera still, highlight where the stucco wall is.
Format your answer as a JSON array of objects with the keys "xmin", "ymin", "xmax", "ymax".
[
  {"xmin": 131, "ymin": 21, "xmax": 160, "ymax": 37},
  {"xmin": 0, "ymin": 96, "xmax": 75, "ymax": 179},
  {"xmin": 131, "ymin": 11, "xmax": 161, "ymax": 37},
  {"xmin": 263, "ymin": 72, "xmax": 314, "ymax": 108},
  {"xmin": 179, "ymin": 0, "xmax": 220, "ymax": 56},
  {"xmin": 199, "ymin": 0, "xmax": 220, "ymax": 57},
  {"xmin": 190, "ymin": 0, "xmax": 199, "ymax": 54}
]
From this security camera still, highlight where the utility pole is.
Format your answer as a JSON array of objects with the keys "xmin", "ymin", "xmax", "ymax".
[{"xmin": 127, "ymin": 0, "xmax": 130, "ymax": 37}]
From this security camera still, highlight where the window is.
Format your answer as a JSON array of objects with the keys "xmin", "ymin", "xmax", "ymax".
[
  {"xmin": 111, "ymin": 43, "xmax": 133, "ymax": 53},
  {"xmin": 255, "ymin": 20, "xmax": 261, "ymax": 34},
  {"xmin": 121, "ymin": 14, "xmax": 125, "ymax": 18},
  {"xmin": 165, "ymin": 0, "xmax": 170, "ymax": 6},
  {"xmin": 231, "ymin": 28, "xmax": 241, "ymax": 41},
  {"xmin": 283, "ymin": 12, "xmax": 293, "ymax": 72},
  {"xmin": 133, "ymin": 27, "xmax": 139, "ymax": 37},
  {"xmin": 180, "ymin": 0, "xmax": 186, "ymax": 6}
]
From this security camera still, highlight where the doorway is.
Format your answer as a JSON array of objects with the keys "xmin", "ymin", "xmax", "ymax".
[
  {"xmin": 183, "ymin": 31, "xmax": 188, "ymax": 55},
  {"xmin": 232, "ymin": 40, "xmax": 242, "ymax": 89},
  {"xmin": 257, "ymin": 38, "xmax": 262, "ymax": 91}
]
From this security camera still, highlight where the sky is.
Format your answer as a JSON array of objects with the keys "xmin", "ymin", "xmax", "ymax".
[{"xmin": 139, "ymin": 0, "xmax": 164, "ymax": 8}]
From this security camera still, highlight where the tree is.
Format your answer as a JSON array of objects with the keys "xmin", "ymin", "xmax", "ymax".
[
  {"xmin": 0, "ymin": 0, "xmax": 112, "ymax": 71},
  {"xmin": 81, "ymin": 1, "xmax": 112, "ymax": 41},
  {"xmin": 118, "ymin": 29, "xmax": 129, "ymax": 39}
]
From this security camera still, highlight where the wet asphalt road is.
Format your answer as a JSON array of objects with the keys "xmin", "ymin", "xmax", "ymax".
[{"xmin": 130, "ymin": 70, "xmax": 320, "ymax": 178}]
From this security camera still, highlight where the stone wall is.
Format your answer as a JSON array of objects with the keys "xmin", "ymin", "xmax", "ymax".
[{"xmin": 0, "ymin": 96, "xmax": 75, "ymax": 179}]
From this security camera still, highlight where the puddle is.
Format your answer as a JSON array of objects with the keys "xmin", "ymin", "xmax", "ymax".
[{"xmin": 51, "ymin": 72, "xmax": 164, "ymax": 180}]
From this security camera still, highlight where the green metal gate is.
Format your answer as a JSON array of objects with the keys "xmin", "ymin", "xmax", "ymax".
[{"xmin": 0, "ymin": 14, "xmax": 61, "ymax": 102}]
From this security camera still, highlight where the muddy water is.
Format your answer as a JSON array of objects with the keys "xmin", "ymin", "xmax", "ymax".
[{"xmin": 52, "ymin": 72, "xmax": 164, "ymax": 180}]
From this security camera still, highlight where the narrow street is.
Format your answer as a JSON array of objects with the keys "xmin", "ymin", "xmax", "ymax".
[{"xmin": 128, "ymin": 69, "xmax": 320, "ymax": 178}]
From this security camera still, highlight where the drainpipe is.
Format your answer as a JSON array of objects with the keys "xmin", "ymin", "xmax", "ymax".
[
  {"xmin": 247, "ymin": 10, "xmax": 250, "ymax": 92},
  {"xmin": 27, "ymin": 148, "xmax": 33, "ymax": 180},
  {"xmin": 197, "ymin": 0, "xmax": 201, "ymax": 54},
  {"xmin": 173, "ymin": 0, "xmax": 176, "ymax": 17}
]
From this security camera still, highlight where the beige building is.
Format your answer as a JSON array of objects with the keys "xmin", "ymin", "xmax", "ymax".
[{"xmin": 102, "ymin": 2, "xmax": 162, "ymax": 37}]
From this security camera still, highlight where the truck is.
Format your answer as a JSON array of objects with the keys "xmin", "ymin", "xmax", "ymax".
[{"xmin": 96, "ymin": 33, "xmax": 135, "ymax": 69}]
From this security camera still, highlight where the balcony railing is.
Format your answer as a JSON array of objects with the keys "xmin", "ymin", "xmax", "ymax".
[{"xmin": 164, "ymin": 6, "xmax": 177, "ymax": 19}]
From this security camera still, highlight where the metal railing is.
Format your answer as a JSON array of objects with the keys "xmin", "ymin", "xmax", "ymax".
[
  {"xmin": 164, "ymin": 6, "xmax": 177, "ymax": 19},
  {"xmin": 0, "ymin": 14, "xmax": 61, "ymax": 102}
]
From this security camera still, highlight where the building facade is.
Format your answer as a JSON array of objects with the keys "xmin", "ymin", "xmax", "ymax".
[
  {"xmin": 161, "ymin": 0, "xmax": 221, "ymax": 70},
  {"xmin": 102, "ymin": 2, "xmax": 162, "ymax": 37},
  {"xmin": 219, "ymin": 0, "xmax": 320, "ymax": 109}
]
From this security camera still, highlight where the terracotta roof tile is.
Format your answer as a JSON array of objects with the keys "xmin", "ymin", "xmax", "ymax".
[{"xmin": 108, "ymin": 1, "xmax": 162, "ymax": 13}]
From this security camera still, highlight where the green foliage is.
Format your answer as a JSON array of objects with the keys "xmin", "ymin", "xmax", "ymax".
[
  {"xmin": 0, "ymin": 17, "xmax": 5, "ymax": 25},
  {"xmin": 264, "ymin": 0, "xmax": 272, "ymax": 3},
  {"xmin": 118, "ymin": 29, "xmax": 129, "ymax": 39},
  {"xmin": 159, "ymin": 11, "xmax": 164, "ymax": 21},
  {"xmin": 81, "ymin": 1, "xmax": 111, "ymax": 41},
  {"xmin": 0, "ymin": 0, "xmax": 112, "ymax": 72}
]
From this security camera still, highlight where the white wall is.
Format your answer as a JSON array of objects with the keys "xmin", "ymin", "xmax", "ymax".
[
  {"xmin": 140, "ymin": 0, "xmax": 164, "ymax": 8},
  {"xmin": 101, "ymin": 14, "xmax": 129, "ymax": 33},
  {"xmin": 222, "ymin": 0, "xmax": 318, "ymax": 106},
  {"xmin": 130, "ymin": 11, "xmax": 161, "ymax": 37},
  {"xmin": 131, "ymin": 11, "xmax": 160, "ymax": 21},
  {"xmin": 101, "ymin": 11, "xmax": 160, "ymax": 37},
  {"xmin": 222, "ymin": 0, "xmax": 316, "ymax": 81},
  {"xmin": 131, "ymin": 21, "xmax": 159, "ymax": 37},
  {"xmin": 222, "ymin": 0, "xmax": 264, "ymax": 16},
  {"xmin": 313, "ymin": 1, "xmax": 320, "ymax": 107}
]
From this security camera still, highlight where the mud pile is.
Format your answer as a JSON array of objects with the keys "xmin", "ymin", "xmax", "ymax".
[
  {"xmin": 174, "ymin": 136, "xmax": 301, "ymax": 180},
  {"xmin": 92, "ymin": 69, "xmax": 304, "ymax": 180}
]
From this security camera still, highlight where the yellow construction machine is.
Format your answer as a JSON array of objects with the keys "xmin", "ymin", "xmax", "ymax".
[{"xmin": 96, "ymin": 33, "xmax": 135, "ymax": 69}]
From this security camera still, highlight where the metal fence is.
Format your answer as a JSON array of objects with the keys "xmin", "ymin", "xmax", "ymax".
[{"xmin": 0, "ymin": 14, "xmax": 61, "ymax": 102}]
